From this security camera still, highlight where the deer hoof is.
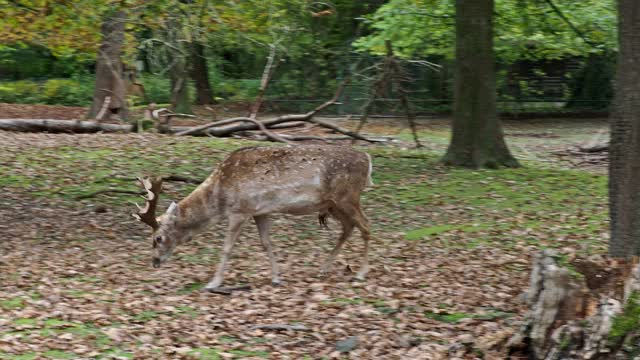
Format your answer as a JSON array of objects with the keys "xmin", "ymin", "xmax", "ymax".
[{"xmin": 202, "ymin": 287, "xmax": 232, "ymax": 295}]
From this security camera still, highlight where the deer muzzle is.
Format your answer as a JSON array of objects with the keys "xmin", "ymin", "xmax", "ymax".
[{"xmin": 152, "ymin": 257, "xmax": 162, "ymax": 268}]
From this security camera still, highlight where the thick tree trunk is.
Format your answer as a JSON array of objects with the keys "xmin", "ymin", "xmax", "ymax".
[
  {"xmin": 442, "ymin": 0, "xmax": 518, "ymax": 168},
  {"xmin": 88, "ymin": 10, "xmax": 128, "ymax": 121},
  {"xmin": 609, "ymin": 0, "xmax": 640, "ymax": 258},
  {"xmin": 191, "ymin": 42, "xmax": 214, "ymax": 105}
]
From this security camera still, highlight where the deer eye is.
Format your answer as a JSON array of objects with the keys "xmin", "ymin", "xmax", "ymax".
[{"xmin": 153, "ymin": 236, "xmax": 163, "ymax": 247}]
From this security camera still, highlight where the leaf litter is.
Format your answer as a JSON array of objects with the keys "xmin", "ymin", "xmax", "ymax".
[{"xmin": 0, "ymin": 118, "xmax": 609, "ymax": 359}]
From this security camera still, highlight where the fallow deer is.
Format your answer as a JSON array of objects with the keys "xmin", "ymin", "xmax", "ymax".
[{"xmin": 133, "ymin": 145, "xmax": 373, "ymax": 292}]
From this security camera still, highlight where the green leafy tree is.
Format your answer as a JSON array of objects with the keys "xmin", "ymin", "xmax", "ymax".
[{"xmin": 355, "ymin": 0, "xmax": 617, "ymax": 62}]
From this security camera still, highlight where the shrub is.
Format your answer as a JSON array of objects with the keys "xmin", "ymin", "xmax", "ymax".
[
  {"xmin": 0, "ymin": 76, "xmax": 93, "ymax": 106},
  {"xmin": 140, "ymin": 74, "xmax": 171, "ymax": 104},
  {"xmin": 42, "ymin": 78, "xmax": 92, "ymax": 106},
  {"xmin": 0, "ymin": 80, "xmax": 40, "ymax": 103}
]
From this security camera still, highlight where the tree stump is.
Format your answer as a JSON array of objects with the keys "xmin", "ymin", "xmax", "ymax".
[{"xmin": 505, "ymin": 250, "xmax": 640, "ymax": 359}]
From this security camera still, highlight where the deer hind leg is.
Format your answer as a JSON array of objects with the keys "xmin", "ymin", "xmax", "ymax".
[
  {"xmin": 320, "ymin": 208, "xmax": 354, "ymax": 277},
  {"xmin": 352, "ymin": 206, "xmax": 371, "ymax": 281},
  {"xmin": 205, "ymin": 214, "xmax": 248, "ymax": 290},
  {"xmin": 253, "ymin": 215, "xmax": 281, "ymax": 286}
]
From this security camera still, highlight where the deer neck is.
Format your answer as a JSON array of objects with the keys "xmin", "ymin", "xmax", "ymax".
[{"xmin": 175, "ymin": 175, "xmax": 223, "ymax": 233}]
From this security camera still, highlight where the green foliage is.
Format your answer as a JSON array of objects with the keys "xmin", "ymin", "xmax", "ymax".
[
  {"xmin": 609, "ymin": 292, "xmax": 640, "ymax": 345},
  {"xmin": 0, "ymin": 80, "xmax": 40, "ymax": 103},
  {"xmin": 42, "ymin": 79, "xmax": 92, "ymax": 106},
  {"xmin": 0, "ymin": 76, "xmax": 93, "ymax": 106},
  {"xmin": 0, "ymin": 297, "xmax": 25, "ymax": 310},
  {"xmin": 355, "ymin": 0, "xmax": 617, "ymax": 62},
  {"xmin": 0, "ymin": 44, "xmax": 93, "ymax": 80}
]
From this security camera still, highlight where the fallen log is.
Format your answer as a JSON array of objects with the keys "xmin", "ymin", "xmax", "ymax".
[
  {"xmin": 0, "ymin": 119, "xmax": 133, "ymax": 133},
  {"xmin": 249, "ymin": 324, "xmax": 310, "ymax": 332},
  {"xmin": 169, "ymin": 120, "xmax": 305, "ymax": 137}
]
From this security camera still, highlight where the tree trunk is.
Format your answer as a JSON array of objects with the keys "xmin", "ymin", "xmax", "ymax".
[
  {"xmin": 170, "ymin": 54, "xmax": 192, "ymax": 114},
  {"xmin": 442, "ymin": 0, "xmax": 518, "ymax": 168},
  {"xmin": 88, "ymin": 10, "xmax": 127, "ymax": 121},
  {"xmin": 609, "ymin": 0, "xmax": 640, "ymax": 258},
  {"xmin": 191, "ymin": 42, "xmax": 214, "ymax": 105}
]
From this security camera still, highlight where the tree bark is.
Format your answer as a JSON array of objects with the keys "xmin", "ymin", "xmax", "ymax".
[
  {"xmin": 170, "ymin": 55, "xmax": 192, "ymax": 114},
  {"xmin": 609, "ymin": 0, "xmax": 640, "ymax": 258},
  {"xmin": 442, "ymin": 0, "xmax": 518, "ymax": 168},
  {"xmin": 88, "ymin": 10, "xmax": 128, "ymax": 121},
  {"xmin": 190, "ymin": 42, "xmax": 214, "ymax": 105}
]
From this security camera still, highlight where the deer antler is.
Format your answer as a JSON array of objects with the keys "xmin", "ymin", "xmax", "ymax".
[{"xmin": 132, "ymin": 176, "xmax": 163, "ymax": 230}]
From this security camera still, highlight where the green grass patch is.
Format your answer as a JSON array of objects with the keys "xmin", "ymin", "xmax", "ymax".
[
  {"xmin": 424, "ymin": 310, "xmax": 514, "ymax": 324},
  {"xmin": 405, "ymin": 223, "xmax": 491, "ymax": 240},
  {"xmin": 12, "ymin": 318, "xmax": 37, "ymax": 326},
  {"xmin": 0, "ymin": 352, "xmax": 38, "ymax": 360},
  {"xmin": 228, "ymin": 349, "xmax": 270, "ymax": 358},
  {"xmin": 0, "ymin": 297, "xmax": 25, "ymax": 310},
  {"xmin": 188, "ymin": 348, "xmax": 222, "ymax": 360},
  {"xmin": 43, "ymin": 350, "xmax": 75, "ymax": 360},
  {"xmin": 131, "ymin": 311, "xmax": 159, "ymax": 323},
  {"xmin": 179, "ymin": 281, "xmax": 205, "ymax": 294}
]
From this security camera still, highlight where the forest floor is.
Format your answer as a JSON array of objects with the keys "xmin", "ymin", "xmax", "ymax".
[{"xmin": 0, "ymin": 105, "xmax": 609, "ymax": 359}]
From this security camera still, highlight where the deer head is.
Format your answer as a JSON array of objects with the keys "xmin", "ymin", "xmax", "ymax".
[{"xmin": 133, "ymin": 176, "xmax": 186, "ymax": 268}]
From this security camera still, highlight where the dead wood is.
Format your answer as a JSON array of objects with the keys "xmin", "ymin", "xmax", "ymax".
[
  {"xmin": 168, "ymin": 121, "xmax": 305, "ymax": 137},
  {"xmin": 202, "ymin": 284, "xmax": 252, "ymax": 295},
  {"xmin": 174, "ymin": 80, "xmax": 378, "ymax": 143},
  {"xmin": 249, "ymin": 44, "xmax": 279, "ymax": 119},
  {"xmin": 249, "ymin": 324, "xmax": 310, "ymax": 332},
  {"xmin": 151, "ymin": 107, "xmax": 195, "ymax": 133},
  {"xmin": 0, "ymin": 119, "xmax": 133, "ymax": 133},
  {"xmin": 503, "ymin": 251, "xmax": 640, "ymax": 359},
  {"xmin": 352, "ymin": 40, "xmax": 424, "ymax": 147},
  {"xmin": 578, "ymin": 144, "xmax": 609, "ymax": 153}
]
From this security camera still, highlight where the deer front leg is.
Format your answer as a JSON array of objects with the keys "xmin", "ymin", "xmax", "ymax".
[
  {"xmin": 204, "ymin": 214, "xmax": 247, "ymax": 291},
  {"xmin": 254, "ymin": 215, "xmax": 281, "ymax": 286}
]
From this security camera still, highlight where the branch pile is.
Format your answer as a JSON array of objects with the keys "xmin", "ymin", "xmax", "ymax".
[{"xmin": 0, "ymin": 81, "xmax": 385, "ymax": 143}]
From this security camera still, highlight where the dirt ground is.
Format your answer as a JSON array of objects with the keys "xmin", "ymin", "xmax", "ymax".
[{"xmin": 0, "ymin": 105, "xmax": 609, "ymax": 359}]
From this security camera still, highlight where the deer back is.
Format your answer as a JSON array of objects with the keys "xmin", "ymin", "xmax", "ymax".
[{"xmin": 185, "ymin": 146, "xmax": 372, "ymax": 217}]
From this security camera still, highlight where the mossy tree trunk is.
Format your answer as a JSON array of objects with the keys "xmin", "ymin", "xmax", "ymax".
[
  {"xmin": 166, "ymin": 15, "xmax": 192, "ymax": 115},
  {"xmin": 88, "ymin": 10, "xmax": 128, "ymax": 121},
  {"xmin": 442, "ymin": 0, "xmax": 518, "ymax": 168},
  {"xmin": 609, "ymin": 0, "xmax": 640, "ymax": 258},
  {"xmin": 170, "ymin": 55, "xmax": 192, "ymax": 114}
]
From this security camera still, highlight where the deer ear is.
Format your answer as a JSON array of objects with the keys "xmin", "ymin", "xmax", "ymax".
[{"xmin": 167, "ymin": 202, "xmax": 180, "ymax": 217}]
